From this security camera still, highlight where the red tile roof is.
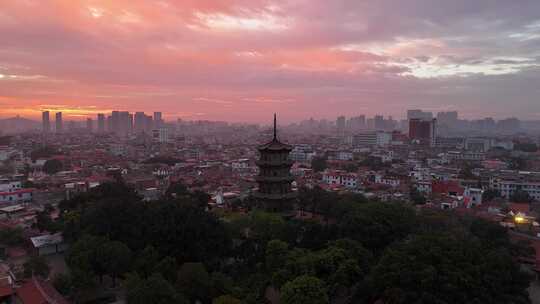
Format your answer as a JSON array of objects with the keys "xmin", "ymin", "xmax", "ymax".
[
  {"xmin": 0, "ymin": 285, "xmax": 13, "ymax": 297},
  {"xmin": 0, "ymin": 189, "xmax": 34, "ymax": 196},
  {"xmin": 16, "ymin": 278, "xmax": 69, "ymax": 304},
  {"xmin": 509, "ymin": 203, "xmax": 530, "ymax": 214},
  {"xmin": 432, "ymin": 180, "xmax": 464, "ymax": 196}
]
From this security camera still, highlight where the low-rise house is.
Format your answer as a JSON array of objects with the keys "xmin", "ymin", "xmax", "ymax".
[
  {"xmin": 327, "ymin": 150, "xmax": 354, "ymax": 161},
  {"xmin": 231, "ymin": 159, "xmax": 250, "ymax": 171},
  {"xmin": 0, "ymin": 189, "xmax": 33, "ymax": 204},
  {"xmin": 440, "ymin": 198, "xmax": 460, "ymax": 210},
  {"xmin": 491, "ymin": 171, "xmax": 540, "ymax": 201},
  {"xmin": 322, "ymin": 170, "xmax": 342, "ymax": 185},
  {"xmin": 0, "ymin": 205, "xmax": 26, "ymax": 220},
  {"xmin": 482, "ymin": 159, "xmax": 509, "ymax": 170},
  {"xmin": 375, "ymin": 175, "xmax": 401, "ymax": 188},
  {"xmin": 340, "ymin": 174, "xmax": 358, "ymax": 188},
  {"xmin": 30, "ymin": 233, "xmax": 68, "ymax": 256},
  {"xmin": 447, "ymin": 151, "xmax": 486, "ymax": 161},
  {"xmin": 140, "ymin": 187, "xmax": 161, "ymax": 202},
  {"xmin": 0, "ymin": 179, "xmax": 22, "ymax": 192},
  {"xmin": 416, "ymin": 181, "xmax": 432, "ymax": 194},
  {"xmin": 464, "ymin": 187, "xmax": 484, "ymax": 208},
  {"xmin": 322, "ymin": 170, "xmax": 358, "ymax": 189}
]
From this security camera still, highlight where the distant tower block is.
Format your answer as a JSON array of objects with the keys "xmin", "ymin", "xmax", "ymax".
[
  {"xmin": 254, "ymin": 114, "xmax": 297, "ymax": 211},
  {"xmin": 42, "ymin": 111, "xmax": 50, "ymax": 133}
]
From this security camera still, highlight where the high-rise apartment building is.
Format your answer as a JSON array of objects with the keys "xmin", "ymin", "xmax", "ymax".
[
  {"xmin": 154, "ymin": 112, "xmax": 163, "ymax": 128},
  {"xmin": 358, "ymin": 115, "xmax": 366, "ymax": 129},
  {"xmin": 42, "ymin": 111, "xmax": 50, "ymax": 133},
  {"xmin": 353, "ymin": 131, "xmax": 391, "ymax": 147},
  {"xmin": 106, "ymin": 115, "xmax": 112, "ymax": 132},
  {"xmin": 436, "ymin": 111, "xmax": 458, "ymax": 127},
  {"xmin": 336, "ymin": 116, "xmax": 346, "ymax": 136},
  {"xmin": 497, "ymin": 118, "xmax": 521, "ymax": 134},
  {"xmin": 134, "ymin": 112, "xmax": 146, "ymax": 133},
  {"xmin": 119, "ymin": 111, "xmax": 131, "ymax": 136},
  {"xmin": 86, "ymin": 118, "xmax": 93, "ymax": 132},
  {"xmin": 55, "ymin": 112, "xmax": 63, "ymax": 133},
  {"xmin": 152, "ymin": 128, "xmax": 169, "ymax": 143},
  {"xmin": 409, "ymin": 118, "xmax": 437, "ymax": 147},
  {"xmin": 374, "ymin": 115, "xmax": 385, "ymax": 130},
  {"xmin": 407, "ymin": 109, "xmax": 433, "ymax": 121},
  {"xmin": 111, "ymin": 111, "xmax": 120, "ymax": 134},
  {"xmin": 367, "ymin": 118, "xmax": 375, "ymax": 129},
  {"xmin": 108, "ymin": 111, "xmax": 132, "ymax": 136},
  {"xmin": 128, "ymin": 113, "xmax": 134, "ymax": 134},
  {"xmin": 97, "ymin": 114, "xmax": 105, "ymax": 133},
  {"xmin": 145, "ymin": 115, "xmax": 153, "ymax": 133}
]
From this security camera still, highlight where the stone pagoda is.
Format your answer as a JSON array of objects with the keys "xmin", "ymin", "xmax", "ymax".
[{"xmin": 254, "ymin": 114, "xmax": 296, "ymax": 211}]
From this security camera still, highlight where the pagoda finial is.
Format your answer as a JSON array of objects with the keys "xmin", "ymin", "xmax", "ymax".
[{"xmin": 273, "ymin": 113, "xmax": 277, "ymax": 140}]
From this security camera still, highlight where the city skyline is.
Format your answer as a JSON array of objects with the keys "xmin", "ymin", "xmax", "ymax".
[
  {"xmin": 1, "ymin": 1, "xmax": 540, "ymax": 123},
  {"xmin": 1, "ymin": 2, "xmax": 540, "ymax": 303},
  {"xmin": 30, "ymin": 109, "xmax": 527, "ymax": 139},
  {"xmin": 3, "ymin": 108, "xmax": 537, "ymax": 127}
]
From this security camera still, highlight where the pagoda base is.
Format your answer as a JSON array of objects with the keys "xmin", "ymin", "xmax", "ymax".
[{"xmin": 253, "ymin": 191, "xmax": 297, "ymax": 211}]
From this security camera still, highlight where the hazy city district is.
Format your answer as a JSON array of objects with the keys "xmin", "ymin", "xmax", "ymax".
[{"xmin": 0, "ymin": 109, "xmax": 539, "ymax": 303}]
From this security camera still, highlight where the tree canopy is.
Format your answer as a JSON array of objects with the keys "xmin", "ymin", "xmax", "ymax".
[
  {"xmin": 511, "ymin": 190, "xmax": 533, "ymax": 203},
  {"xmin": 311, "ymin": 156, "xmax": 328, "ymax": 172},
  {"xmin": 280, "ymin": 275, "xmax": 329, "ymax": 304},
  {"xmin": 30, "ymin": 146, "xmax": 59, "ymax": 160},
  {"xmin": 23, "ymin": 256, "xmax": 50, "ymax": 278},
  {"xmin": 126, "ymin": 273, "xmax": 188, "ymax": 304},
  {"xmin": 360, "ymin": 233, "xmax": 531, "ymax": 304},
  {"xmin": 43, "ymin": 159, "xmax": 63, "ymax": 175},
  {"xmin": 55, "ymin": 181, "xmax": 532, "ymax": 304},
  {"xmin": 61, "ymin": 182, "xmax": 230, "ymax": 263},
  {"xmin": 514, "ymin": 143, "xmax": 538, "ymax": 153}
]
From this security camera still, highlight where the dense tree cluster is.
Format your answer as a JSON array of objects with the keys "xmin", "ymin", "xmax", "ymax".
[
  {"xmin": 0, "ymin": 136, "xmax": 12, "ymax": 146},
  {"xmin": 23, "ymin": 255, "xmax": 50, "ymax": 278},
  {"xmin": 514, "ymin": 143, "xmax": 538, "ymax": 153},
  {"xmin": 511, "ymin": 190, "xmax": 534, "ymax": 203},
  {"xmin": 483, "ymin": 189, "xmax": 501, "ymax": 202},
  {"xmin": 361, "ymin": 233, "xmax": 531, "ymax": 303},
  {"xmin": 0, "ymin": 227, "xmax": 25, "ymax": 246},
  {"xmin": 458, "ymin": 161, "xmax": 481, "ymax": 180},
  {"xmin": 311, "ymin": 156, "xmax": 328, "ymax": 172},
  {"xmin": 42, "ymin": 159, "xmax": 63, "ymax": 175},
  {"xmin": 56, "ymin": 181, "xmax": 230, "ymax": 301},
  {"xmin": 358, "ymin": 156, "xmax": 391, "ymax": 171},
  {"xmin": 30, "ymin": 145, "xmax": 60, "ymax": 161},
  {"xmin": 510, "ymin": 157, "xmax": 528, "ymax": 171},
  {"xmin": 409, "ymin": 186, "xmax": 427, "ymax": 205},
  {"xmin": 54, "ymin": 181, "xmax": 532, "ymax": 303}
]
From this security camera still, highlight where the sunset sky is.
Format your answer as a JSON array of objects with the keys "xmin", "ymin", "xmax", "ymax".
[{"xmin": 1, "ymin": 0, "xmax": 540, "ymax": 122}]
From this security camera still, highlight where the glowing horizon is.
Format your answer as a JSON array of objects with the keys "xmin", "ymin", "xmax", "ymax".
[{"xmin": 1, "ymin": 1, "xmax": 540, "ymax": 123}]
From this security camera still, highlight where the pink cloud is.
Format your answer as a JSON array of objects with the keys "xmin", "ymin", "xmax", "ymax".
[{"xmin": 0, "ymin": 0, "xmax": 539, "ymax": 122}]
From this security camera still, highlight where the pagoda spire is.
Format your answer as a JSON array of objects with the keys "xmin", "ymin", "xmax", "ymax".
[{"xmin": 273, "ymin": 113, "xmax": 277, "ymax": 140}]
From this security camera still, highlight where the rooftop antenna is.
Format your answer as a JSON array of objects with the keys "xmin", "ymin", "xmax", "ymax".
[{"xmin": 273, "ymin": 113, "xmax": 277, "ymax": 140}]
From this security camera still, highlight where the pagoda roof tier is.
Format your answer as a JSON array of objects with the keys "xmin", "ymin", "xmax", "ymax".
[
  {"xmin": 257, "ymin": 139, "xmax": 292, "ymax": 151},
  {"xmin": 253, "ymin": 192, "xmax": 298, "ymax": 200},
  {"xmin": 255, "ymin": 159, "xmax": 294, "ymax": 167},
  {"xmin": 255, "ymin": 175, "xmax": 295, "ymax": 182}
]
